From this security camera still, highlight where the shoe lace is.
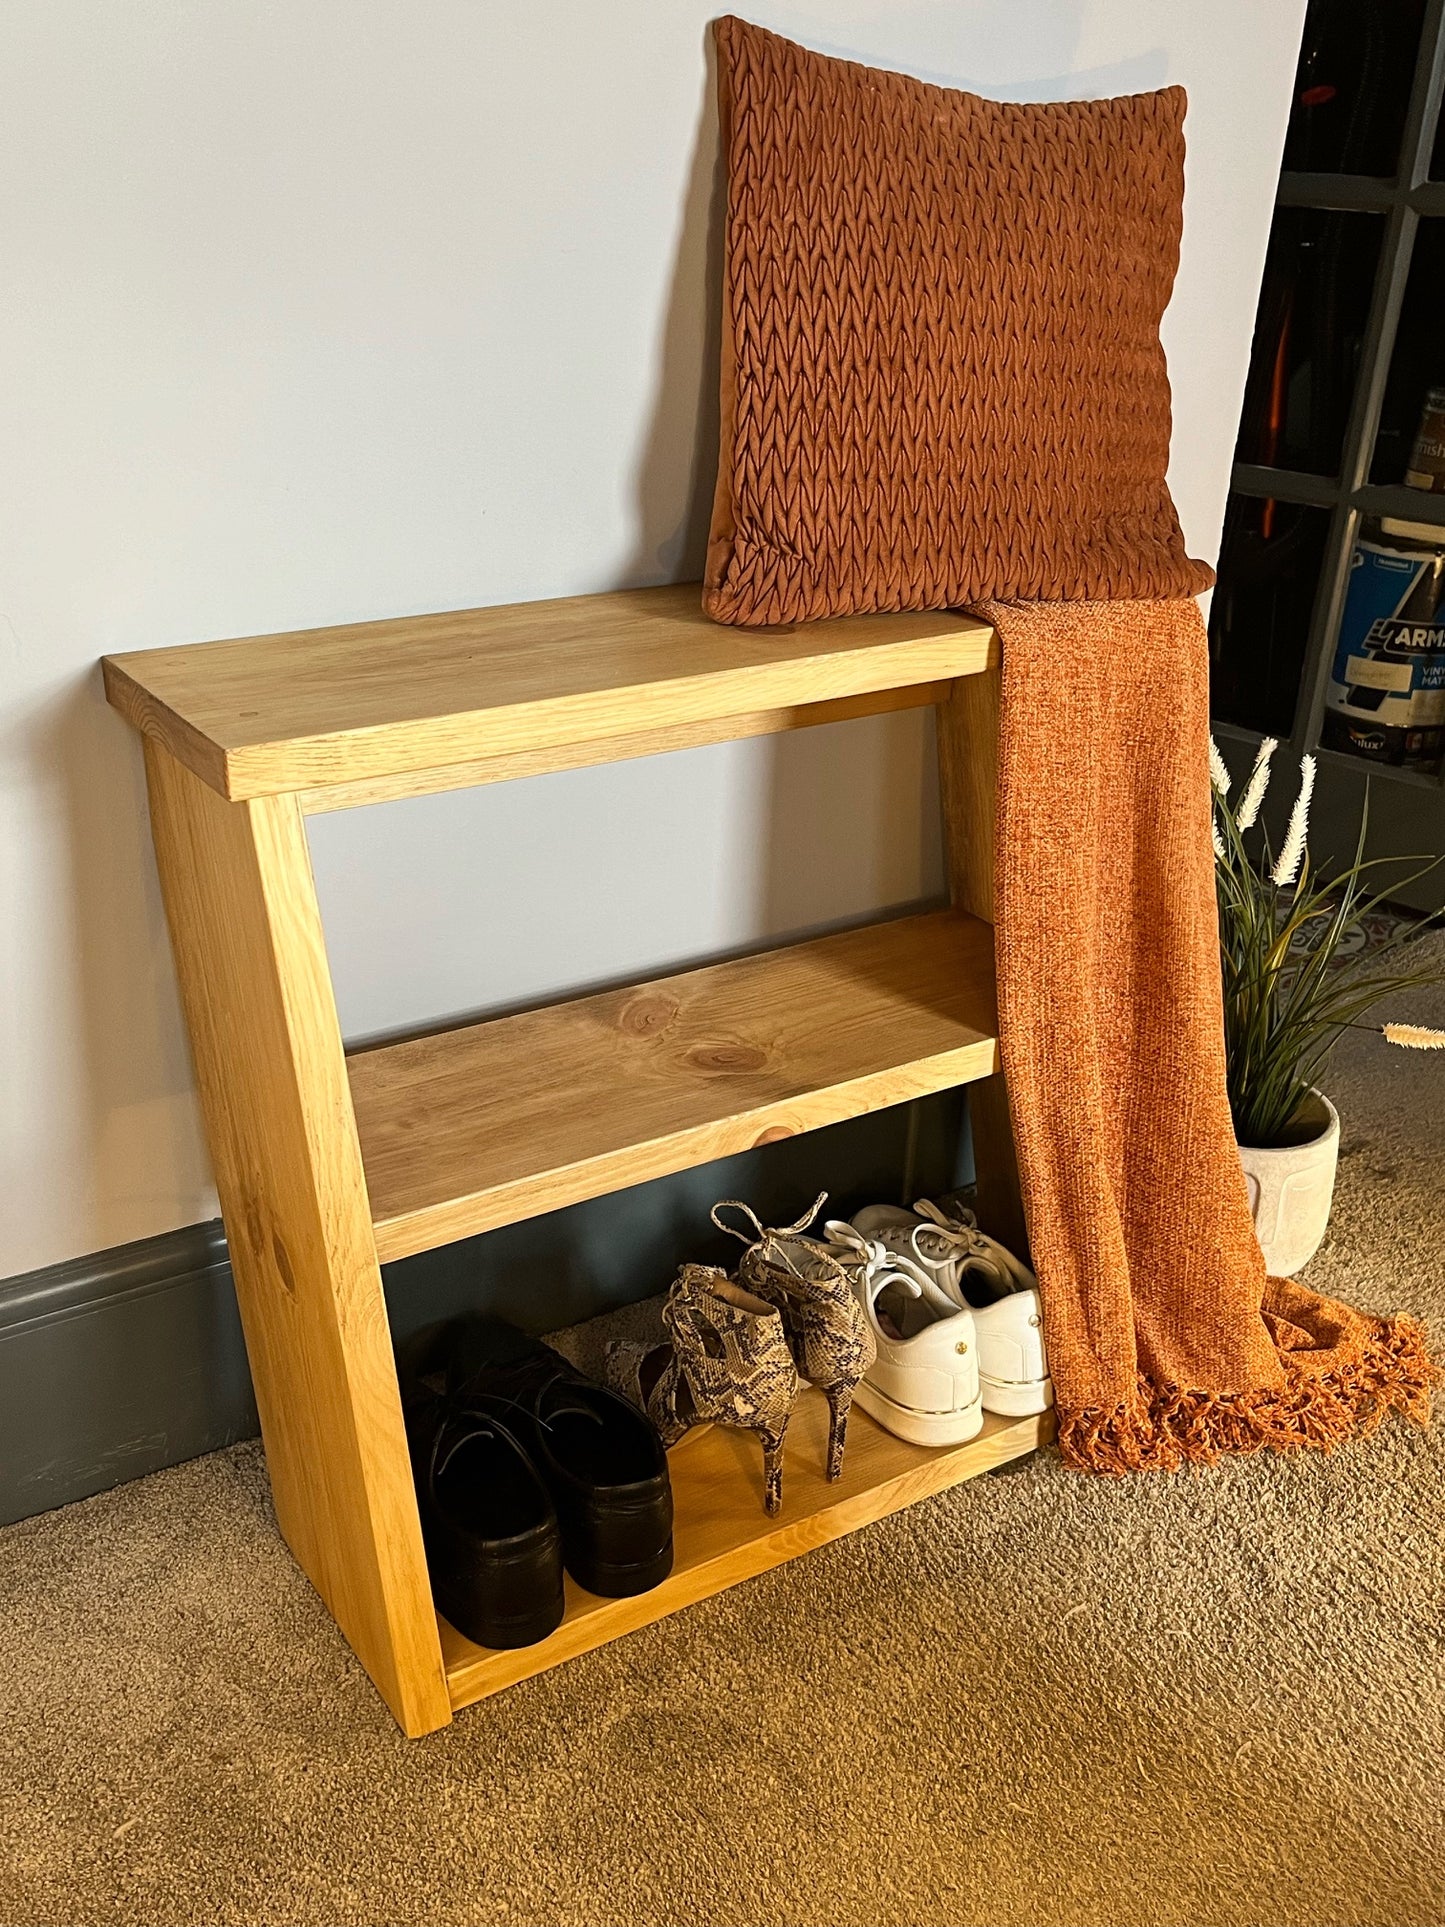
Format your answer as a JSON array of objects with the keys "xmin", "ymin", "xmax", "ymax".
[
  {"xmin": 907, "ymin": 1199, "xmax": 994, "ymax": 1275},
  {"xmin": 820, "ymin": 1220, "xmax": 922, "ymax": 1301},
  {"xmin": 710, "ymin": 1192, "xmax": 848, "ymax": 1287},
  {"xmin": 431, "ymin": 1400, "xmax": 525, "ymax": 1482},
  {"xmin": 433, "ymin": 1379, "xmax": 599, "ymax": 1479}
]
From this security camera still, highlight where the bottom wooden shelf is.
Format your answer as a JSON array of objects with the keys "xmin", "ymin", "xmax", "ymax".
[{"xmin": 439, "ymin": 1388, "xmax": 1054, "ymax": 1710}]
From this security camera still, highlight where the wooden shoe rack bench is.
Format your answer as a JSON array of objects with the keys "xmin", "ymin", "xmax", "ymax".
[{"xmin": 103, "ymin": 583, "xmax": 1053, "ymax": 1738}]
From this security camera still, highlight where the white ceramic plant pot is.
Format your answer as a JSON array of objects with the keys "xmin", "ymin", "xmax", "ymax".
[{"xmin": 1236, "ymin": 1089, "xmax": 1341, "ymax": 1277}]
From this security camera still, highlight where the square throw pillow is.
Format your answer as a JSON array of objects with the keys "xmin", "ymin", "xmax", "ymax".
[{"xmin": 703, "ymin": 17, "xmax": 1214, "ymax": 626}]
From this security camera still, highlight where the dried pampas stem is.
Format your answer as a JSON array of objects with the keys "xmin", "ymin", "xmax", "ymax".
[
  {"xmin": 1271, "ymin": 753, "xmax": 1316, "ymax": 888},
  {"xmin": 1236, "ymin": 736, "xmax": 1277, "ymax": 831},
  {"xmin": 1209, "ymin": 735, "xmax": 1231, "ymax": 798},
  {"xmin": 1382, "ymin": 1022, "xmax": 1445, "ymax": 1050}
]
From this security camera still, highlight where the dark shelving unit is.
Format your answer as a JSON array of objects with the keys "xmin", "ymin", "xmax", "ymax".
[{"xmin": 1210, "ymin": 0, "xmax": 1445, "ymax": 899}]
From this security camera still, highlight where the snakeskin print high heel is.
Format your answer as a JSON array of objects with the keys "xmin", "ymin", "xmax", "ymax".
[
  {"xmin": 607, "ymin": 1263, "xmax": 799, "ymax": 1516},
  {"xmin": 711, "ymin": 1194, "xmax": 876, "ymax": 1482}
]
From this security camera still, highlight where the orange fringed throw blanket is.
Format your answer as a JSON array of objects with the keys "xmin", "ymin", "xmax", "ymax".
[
  {"xmin": 698, "ymin": 16, "xmax": 1435, "ymax": 1471},
  {"xmin": 983, "ymin": 596, "xmax": 1435, "ymax": 1471}
]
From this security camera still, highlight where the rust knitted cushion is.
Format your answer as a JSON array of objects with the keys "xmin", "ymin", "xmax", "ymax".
[{"xmin": 704, "ymin": 17, "xmax": 1214, "ymax": 626}]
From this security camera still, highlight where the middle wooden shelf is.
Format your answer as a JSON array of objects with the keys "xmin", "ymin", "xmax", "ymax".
[{"xmin": 348, "ymin": 906, "xmax": 999, "ymax": 1261}]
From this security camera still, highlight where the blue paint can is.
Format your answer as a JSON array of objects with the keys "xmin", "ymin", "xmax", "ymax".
[{"xmin": 1322, "ymin": 516, "xmax": 1445, "ymax": 770}]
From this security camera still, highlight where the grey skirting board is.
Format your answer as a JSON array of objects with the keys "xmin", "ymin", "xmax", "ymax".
[{"xmin": 0, "ymin": 1219, "xmax": 257, "ymax": 1528}]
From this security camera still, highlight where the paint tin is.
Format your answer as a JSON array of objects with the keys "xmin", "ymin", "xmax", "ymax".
[{"xmin": 1322, "ymin": 516, "xmax": 1445, "ymax": 770}]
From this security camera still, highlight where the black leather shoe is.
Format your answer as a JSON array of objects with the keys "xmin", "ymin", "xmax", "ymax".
[
  {"xmin": 401, "ymin": 1371, "xmax": 565, "ymax": 1650},
  {"xmin": 445, "ymin": 1316, "xmax": 674, "ymax": 1598}
]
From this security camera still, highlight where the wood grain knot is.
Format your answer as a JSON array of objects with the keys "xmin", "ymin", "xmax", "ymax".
[
  {"xmin": 684, "ymin": 1042, "xmax": 769, "ymax": 1075},
  {"xmin": 270, "ymin": 1231, "xmax": 297, "ymax": 1296},
  {"xmin": 617, "ymin": 993, "xmax": 680, "ymax": 1037}
]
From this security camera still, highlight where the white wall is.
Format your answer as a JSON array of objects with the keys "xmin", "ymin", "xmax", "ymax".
[{"xmin": 0, "ymin": 0, "xmax": 1305, "ymax": 1275}]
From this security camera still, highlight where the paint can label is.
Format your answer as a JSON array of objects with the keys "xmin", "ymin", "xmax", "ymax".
[{"xmin": 1322, "ymin": 535, "xmax": 1445, "ymax": 768}]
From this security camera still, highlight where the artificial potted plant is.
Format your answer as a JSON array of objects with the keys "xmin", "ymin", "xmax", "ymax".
[{"xmin": 1212, "ymin": 736, "xmax": 1444, "ymax": 1275}]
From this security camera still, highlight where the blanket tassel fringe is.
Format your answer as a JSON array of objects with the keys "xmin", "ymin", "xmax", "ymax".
[{"xmin": 1058, "ymin": 1314, "xmax": 1438, "ymax": 1474}]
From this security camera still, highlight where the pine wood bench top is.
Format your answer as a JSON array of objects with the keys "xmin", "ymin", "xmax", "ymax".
[{"xmin": 102, "ymin": 582, "xmax": 995, "ymax": 803}]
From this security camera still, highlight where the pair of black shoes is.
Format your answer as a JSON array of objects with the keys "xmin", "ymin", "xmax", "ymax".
[{"xmin": 400, "ymin": 1316, "xmax": 674, "ymax": 1650}]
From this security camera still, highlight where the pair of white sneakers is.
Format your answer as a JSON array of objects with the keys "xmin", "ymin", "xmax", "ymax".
[{"xmin": 822, "ymin": 1198, "xmax": 1052, "ymax": 1447}]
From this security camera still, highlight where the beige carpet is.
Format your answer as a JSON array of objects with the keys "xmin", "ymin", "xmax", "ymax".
[{"xmin": 3, "ymin": 966, "xmax": 1444, "ymax": 1927}]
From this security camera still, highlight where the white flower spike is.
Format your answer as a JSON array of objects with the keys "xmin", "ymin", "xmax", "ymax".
[
  {"xmin": 1236, "ymin": 736, "xmax": 1277, "ymax": 831},
  {"xmin": 1270, "ymin": 754, "xmax": 1316, "ymax": 888},
  {"xmin": 1382, "ymin": 1023, "xmax": 1445, "ymax": 1050},
  {"xmin": 1209, "ymin": 736, "xmax": 1231, "ymax": 798}
]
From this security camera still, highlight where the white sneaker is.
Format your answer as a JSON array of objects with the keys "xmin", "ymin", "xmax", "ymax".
[
  {"xmin": 850, "ymin": 1199, "xmax": 1053, "ymax": 1417},
  {"xmin": 820, "ymin": 1222, "xmax": 984, "ymax": 1447}
]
